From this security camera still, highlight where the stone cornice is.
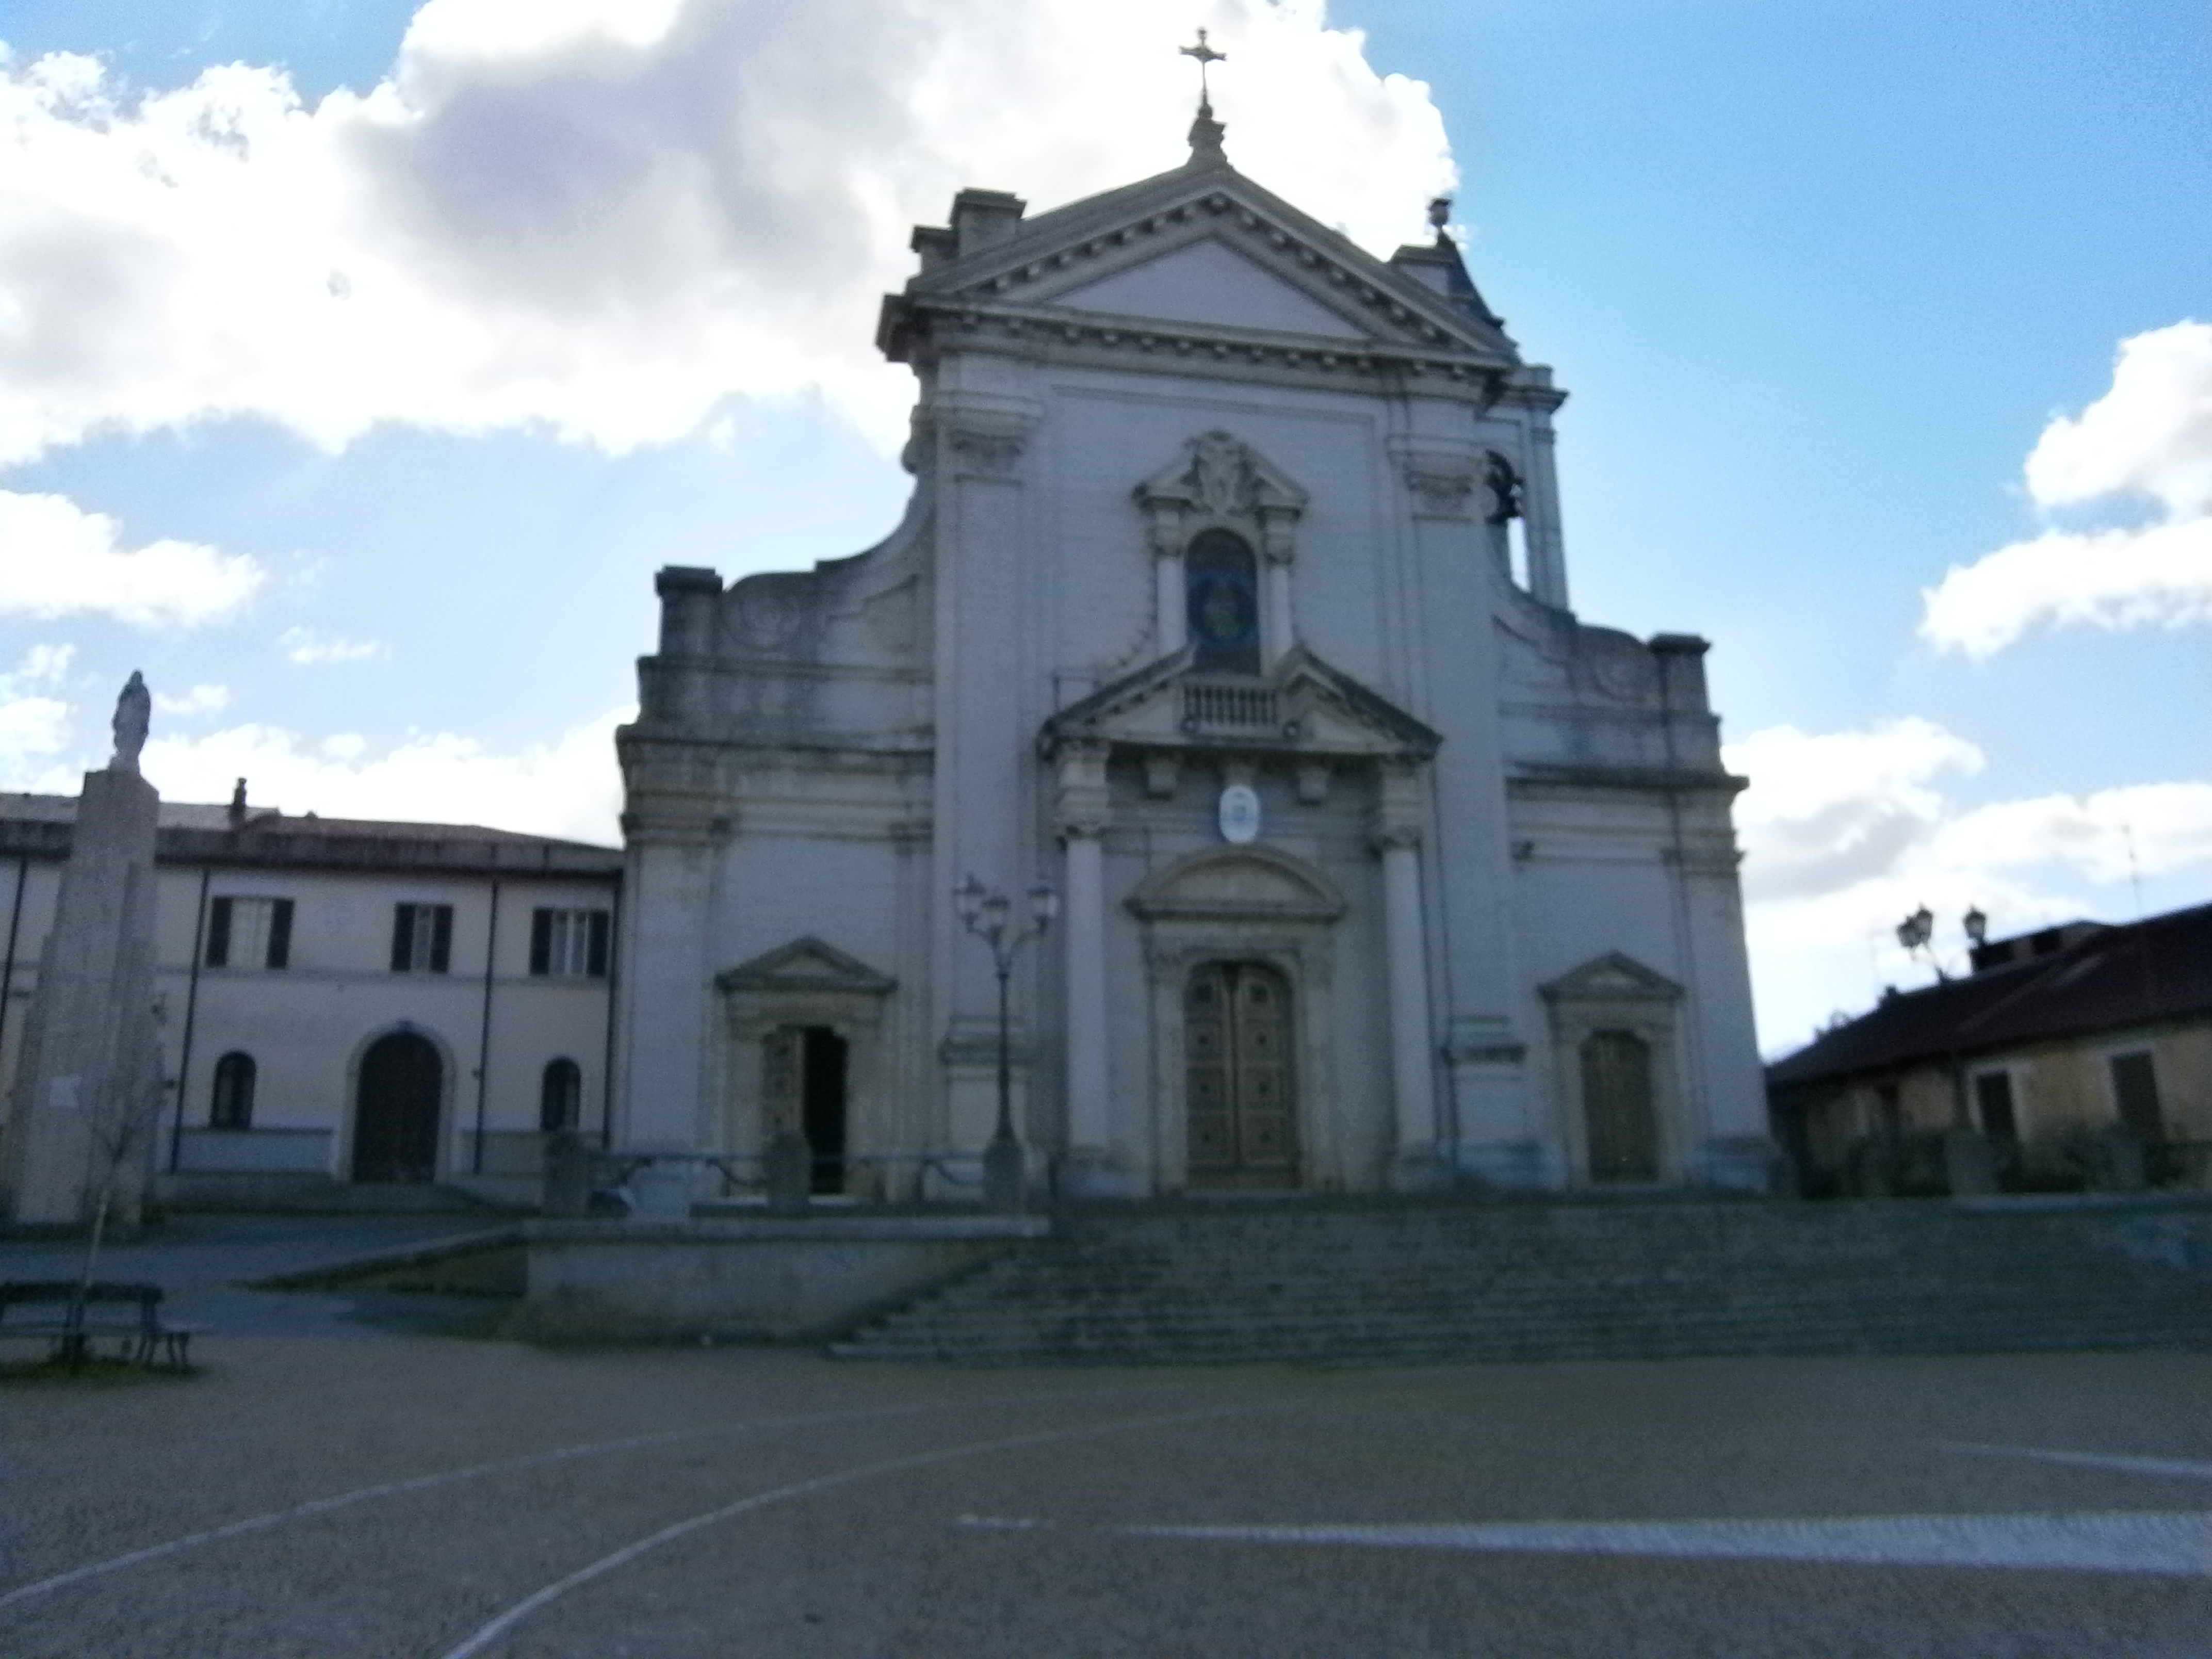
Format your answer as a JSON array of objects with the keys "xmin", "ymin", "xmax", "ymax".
[
  {"xmin": 899, "ymin": 178, "xmax": 1516, "ymax": 361},
  {"xmin": 892, "ymin": 295, "xmax": 1511, "ymax": 400}
]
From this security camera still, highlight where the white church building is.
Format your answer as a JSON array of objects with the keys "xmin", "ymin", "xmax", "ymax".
[{"xmin": 609, "ymin": 105, "xmax": 1775, "ymax": 1202}]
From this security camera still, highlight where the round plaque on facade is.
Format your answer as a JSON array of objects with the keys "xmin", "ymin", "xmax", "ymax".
[{"xmin": 1217, "ymin": 783, "xmax": 1261, "ymax": 844}]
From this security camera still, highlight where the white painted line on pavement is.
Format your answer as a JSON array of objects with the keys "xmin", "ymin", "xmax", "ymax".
[
  {"xmin": 1119, "ymin": 1511, "xmax": 2212, "ymax": 1576},
  {"xmin": 1938, "ymin": 1441, "xmax": 2212, "ymax": 1482},
  {"xmin": 956, "ymin": 1515, "xmax": 1056, "ymax": 1531},
  {"xmin": 436, "ymin": 1405, "xmax": 1246, "ymax": 1659},
  {"xmin": 0, "ymin": 1402, "xmax": 941, "ymax": 1612}
]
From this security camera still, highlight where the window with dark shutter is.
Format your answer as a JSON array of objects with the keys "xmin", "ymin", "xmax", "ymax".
[
  {"xmin": 2110, "ymin": 1052, "xmax": 2164, "ymax": 1142},
  {"xmin": 430, "ymin": 904, "xmax": 452, "ymax": 972},
  {"xmin": 529, "ymin": 908, "xmax": 612, "ymax": 977},
  {"xmin": 266, "ymin": 898, "xmax": 294, "ymax": 968},
  {"xmin": 392, "ymin": 904, "xmax": 416, "ymax": 971},
  {"xmin": 206, "ymin": 896, "xmax": 233, "ymax": 967},
  {"xmin": 1972, "ymin": 1071, "xmax": 2018, "ymax": 1141}
]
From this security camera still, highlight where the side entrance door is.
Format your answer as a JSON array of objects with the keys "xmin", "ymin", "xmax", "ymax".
[
  {"xmin": 1185, "ymin": 962, "xmax": 1298, "ymax": 1190},
  {"xmin": 762, "ymin": 1026, "xmax": 849, "ymax": 1195},
  {"xmin": 353, "ymin": 1031, "xmax": 443, "ymax": 1183}
]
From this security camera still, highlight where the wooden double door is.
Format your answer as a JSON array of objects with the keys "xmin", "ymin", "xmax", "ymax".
[{"xmin": 1185, "ymin": 962, "xmax": 1298, "ymax": 1190}]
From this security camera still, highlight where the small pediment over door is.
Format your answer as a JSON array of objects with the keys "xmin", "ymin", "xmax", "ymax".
[
  {"xmin": 1540, "ymin": 953, "xmax": 1682, "ymax": 1004},
  {"xmin": 715, "ymin": 936, "xmax": 896, "ymax": 996}
]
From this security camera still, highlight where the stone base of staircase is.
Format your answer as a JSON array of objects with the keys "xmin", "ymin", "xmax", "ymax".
[{"xmin": 830, "ymin": 1193, "xmax": 2212, "ymax": 1367}]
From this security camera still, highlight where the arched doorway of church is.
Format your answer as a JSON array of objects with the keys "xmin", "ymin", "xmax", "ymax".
[
  {"xmin": 1185, "ymin": 961, "xmax": 1298, "ymax": 1190},
  {"xmin": 1581, "ymin": 1029, "xmax": 1659, "ymax": 1183},
  {"xmin": 352, "ymin": 1031, "xmax": 443, "ymax": 1184},
  {"xmin": 763, "ymin": 1026, "xmax": 849, "ymax": 1194}
]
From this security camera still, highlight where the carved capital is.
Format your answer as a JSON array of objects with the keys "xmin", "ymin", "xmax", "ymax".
[
  {"xmin": 1403, "ymin": 464, "xmax": 1478, "ymax": 520},
  {"xmin": 948, "ymin": 426, "xmax": 1028, "ymax": 479}
]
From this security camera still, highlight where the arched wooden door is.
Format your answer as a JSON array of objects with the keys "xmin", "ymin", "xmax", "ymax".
[
  {"xmin": 1185, "ymin": 962, "xmax": 1298, "ymax": 1189},
  {"xmin": 1581, "ymin": 1030, "xmax": 1659, "ymax": 1183},
  {"xmin": 353, "ymin": 1031, "xmax": 443, "ymax": 1183}
]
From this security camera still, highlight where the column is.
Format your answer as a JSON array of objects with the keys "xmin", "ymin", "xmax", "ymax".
[
  {"xmin": 1524, "ymin": 417, "xmax": 1570, "ymax": 610},
  {"xmin": 1376, "ymin": 765, "xmax": 1443, "ymax": 1187},
  {"xmin": 1054, "ymin": 741, "xmax": 1115, "ymax": 1194},
  {"xmin": 1153, "ymin": 544, "xmax": 1187, "ymax": 655}
]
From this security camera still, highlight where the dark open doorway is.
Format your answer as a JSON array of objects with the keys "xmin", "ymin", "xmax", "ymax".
[
  {"xmin": 800, "ymin": 1026, "xmax": 849, "ymax": 1194},
  {"xmin": 353, "ymin": 1030, "xmax": 442, "ymax": 1183}
]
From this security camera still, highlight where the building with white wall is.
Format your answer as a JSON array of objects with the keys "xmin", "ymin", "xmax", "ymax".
[
  {"xmin": 0, "ymin": 788, "xmax": 620, "ymax": 1207},
  {"xmin": 611, "ymin": 108, "xmax": 1774, "ymax": 1200}
]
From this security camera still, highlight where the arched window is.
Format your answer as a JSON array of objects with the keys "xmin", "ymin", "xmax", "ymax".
[
  {"xmin": 1185, "ymin": 530, "xmax": 1261, "ymax": 675},
  {"xmin": 209, "ymin": 1051, "xmax": 256, "ymax": 1130},
  {"xmin": 540, "ymin": 1058, "xmax": 583, "ymax": 1132}
]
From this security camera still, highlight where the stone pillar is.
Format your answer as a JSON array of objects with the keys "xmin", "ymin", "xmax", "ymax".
[
  {"xmin": 3, "ymin": 679, "xmax": 163, "ymax": 1226},
  {"xmin": 1257, "ymin": 502, "xmax": 1298, "ymax": 666},
  {"xmin": 1153, "ymin": 538, "xmax": 1188, "ymax": 655},
  {"xmin": 1054, "ymin": 741, "xmax": 1116, "ymax": 1195},
  {"xmin": 1524, "ymin": 419, "xmax": 1569, "ymax": 609},
  {"xmin": 1375, "ymin": 765, "xmax": 1445, "ymax": 1189}
]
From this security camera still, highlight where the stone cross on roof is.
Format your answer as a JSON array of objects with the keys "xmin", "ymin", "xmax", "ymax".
[
  {"xmin": 1179, "ymin": 28, "xmax": 1226, "ymax": 115},
  {"xmin": 1178, "ymin": 29, "xmax": 1230, "ymax": 168}
]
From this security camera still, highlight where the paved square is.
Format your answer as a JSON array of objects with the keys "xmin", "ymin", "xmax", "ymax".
[{"xmin": 5, "ymin": 1218, "xmax": 2209, "ymax": 1657}]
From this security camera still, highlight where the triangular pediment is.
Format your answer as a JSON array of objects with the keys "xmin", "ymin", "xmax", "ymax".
[
  {"xmin": 715, "ymin": 935, "xmax": 895, "ymax": 996},
  {"xmin": 887, "ymin": 162, "xmax": 1519, "ymax": 364},
  {"xmin": 1043, "ymin": 644, "xmax": 1440, "ymax": 760},
  {"xmin": 1054, "ymin": 237, "xmax": 1373, "ymax": 339},
  {"xmin": 1541, "ymin": 952, "xmax": 1682, "ymax": 1004},
  {"xmin": 1128, "ymin": 845, "xmax": 1347, "ymax": 923}
]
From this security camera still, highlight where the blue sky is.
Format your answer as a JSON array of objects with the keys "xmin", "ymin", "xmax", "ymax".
[{"xmin": 2, "ymin": 1, "xmax": 2206, "ymax": 1052}]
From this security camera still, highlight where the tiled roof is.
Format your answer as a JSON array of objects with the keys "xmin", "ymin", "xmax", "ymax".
[
  {"xmin": 0, "ymin": 791, "xmax": 622, "ymax": 876},
  {"xmin": 1767, "ymin": 903, "xmax": 2212, "ymax": 1088}
]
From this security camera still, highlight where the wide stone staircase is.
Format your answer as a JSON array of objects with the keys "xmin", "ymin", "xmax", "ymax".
[{"xmin": 831, "ymin": 1195, "xmax": 2212, "ymax": 1365}]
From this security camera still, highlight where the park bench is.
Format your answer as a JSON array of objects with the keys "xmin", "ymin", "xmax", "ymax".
[{"xmin": 0, "ymin": 1280, "xmax": 205, "ymax": 1370}]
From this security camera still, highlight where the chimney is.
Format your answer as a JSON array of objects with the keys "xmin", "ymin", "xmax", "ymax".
[{"xmin": 228, "ymin": 777, "xmax": 247, "ymax": 828}]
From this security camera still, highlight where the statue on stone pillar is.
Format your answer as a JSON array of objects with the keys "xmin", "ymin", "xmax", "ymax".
[{"xmin": 109, "ymin": 672, "xmax": 151, "ymax": 773}]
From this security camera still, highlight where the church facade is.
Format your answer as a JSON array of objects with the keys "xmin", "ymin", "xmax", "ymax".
[{"xmin": 612, "ymin": 112, "xmax": 1774, "ymax": 1201}]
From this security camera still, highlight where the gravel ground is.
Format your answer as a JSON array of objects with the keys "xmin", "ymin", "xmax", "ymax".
[{"xmin": 3, "ymin": 1216, "xmax": 2209, "ymax": 1658}]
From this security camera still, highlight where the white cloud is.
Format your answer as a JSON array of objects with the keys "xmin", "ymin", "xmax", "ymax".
[
  {"xmin": 1727, "ymin": 718, "xmax": 1982, "ymax": 904},
  {"xmin": 278, "ymin": 627, "xmax": 386, "ymax": 664},
  {"xmin": 1922, "ymin": 322, "xmax": 2212, "ymax": 656},
  {"xmin": 10, "ymin": 642, "xmax": 74, "ymax": 682},
  {"xmin": 0, "ymin": 693, "xmax": 69, "ymax": 779},
  {"xmin": 134, "ymin": 706, "xmax": 628, "ymax": 844},
  {"xmin": 1726, "ymin": 719, "xmax": 2212, "ymax": 1053},
  {"xmin": 0, "ymin": 642, "xmax": 77, "ymax": 782},
  {"xmin": 153, "ymin": 682, "xmax": 230, "ymax": 714},
  {"xmin": 0, "ymin": 489, "xmax": 264, "ymax": 625},
  {"xmin": 2024, "ymin": 321, "xmax": 2212, "ymax": 517},
  {"xmin": 1918, "ymin": 517, "xmax": 2212, "ymax": 658},
  {"xmin": 0, "ymin": 0, "xmax": 1455, "ymax": 461}
]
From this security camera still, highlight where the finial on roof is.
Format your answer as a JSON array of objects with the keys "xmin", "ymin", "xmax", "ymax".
[
  {"xmin": 229, "ymin": 777, "xmax": 247, "ymax": 827},
  {"xmin": 1179, "ymin": 29, "xmax": 1230, "ymax": 168},
  {"xmin": 1428, "ymin": 197, "xmax": 1454, "ymax": 245}
]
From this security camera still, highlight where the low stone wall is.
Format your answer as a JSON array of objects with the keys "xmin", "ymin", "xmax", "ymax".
[{"xmin": 512, "ymin": 1214, "xmax": 1052, "ymax": 1342}]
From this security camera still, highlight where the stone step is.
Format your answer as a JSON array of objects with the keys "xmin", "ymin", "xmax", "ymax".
[{"xmin": 834, "ymin": 1196, "xmax": 2212, "ymax": 1367}]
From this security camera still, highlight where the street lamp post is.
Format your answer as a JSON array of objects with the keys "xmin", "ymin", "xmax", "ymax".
[{"xmin": 955, "ymin": 874, "xmax": 1059, "ymax": 1212}]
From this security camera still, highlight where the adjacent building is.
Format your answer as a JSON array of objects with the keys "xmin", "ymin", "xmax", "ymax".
[
  {"xmin": 0, "ymin": 788, "xmax": 620, "ymax": 1207},
  {"xmin": 1767, "ymin": 904, "xmax": 2212, "ymax": 1196}
]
